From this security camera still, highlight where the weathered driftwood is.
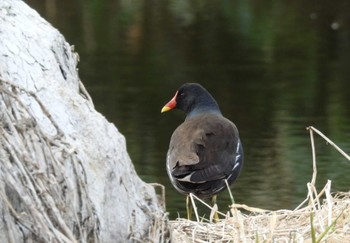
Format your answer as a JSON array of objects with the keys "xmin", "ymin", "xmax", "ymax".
[{"xmin": 0, "ymin": 0, "xmax": 167, "ymax": 242}]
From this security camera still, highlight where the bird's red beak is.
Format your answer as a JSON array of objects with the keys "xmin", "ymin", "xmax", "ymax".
[{"xmin": 161, "ymin": 91, "xmax": 178, "ymax": 113}]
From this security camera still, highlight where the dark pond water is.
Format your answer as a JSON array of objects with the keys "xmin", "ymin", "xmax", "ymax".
[{"xmin": 26, "ymin": 0, "xmax": 350, "ymax": 219}]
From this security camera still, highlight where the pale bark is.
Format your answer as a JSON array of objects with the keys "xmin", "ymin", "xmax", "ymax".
[{"xmin": 0, "ymin": 0, "xmax": 167, "ymax": 242}]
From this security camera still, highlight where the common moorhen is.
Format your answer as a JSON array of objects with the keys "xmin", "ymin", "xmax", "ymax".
[{"xmin": 161, "ymin": 83, "xmax": 243, "ymax": 220}]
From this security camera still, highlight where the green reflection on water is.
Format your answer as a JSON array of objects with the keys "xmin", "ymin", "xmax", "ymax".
[{"xmin": 27, "ymin": 0, "xmax": 350, "ymax": 218}]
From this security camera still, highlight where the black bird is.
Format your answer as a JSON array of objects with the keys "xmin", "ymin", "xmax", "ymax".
[{"xmin": 161, "ymin": 83, "xmax": 243, "ymax": 220}]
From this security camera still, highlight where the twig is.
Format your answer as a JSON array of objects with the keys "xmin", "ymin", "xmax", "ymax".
[
  {"xmin": 189, "ymin": 193, "xmax": 200, "ymax": 222},
  {"xmin": 225, "ymin": 179, "xmax": 235, "ymax": 204},
  {"xmin": 307, "ymin": 127, "xmax": 317, "ymax": 186},
  {"xmin": 307, "ymin": 126, "xmax": 350, "ymax": 161},
  {"xmin": 325, "ymin": 180, "xmax": 333, "ymax": 227},
  {"xmin": 191, "ymin": 194, "xmax": 227, "ymax": 218},
  {"xmin": 235, "ymin": 204, "xmax": 269, "ymax": 213}
]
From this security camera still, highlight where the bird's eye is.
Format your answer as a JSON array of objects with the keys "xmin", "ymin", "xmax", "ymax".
[{"xmin": 179, "ymin": 92, "xmax": 185, "ymax": 97}]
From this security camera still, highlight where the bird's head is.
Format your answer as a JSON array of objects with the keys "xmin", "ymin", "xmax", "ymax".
[{"xmin": 161, "ymin": 83, "xmax": 220, "ymax": 116}]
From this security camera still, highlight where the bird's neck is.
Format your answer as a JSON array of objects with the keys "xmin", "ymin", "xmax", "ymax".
[{"xmin": 186, "ymin": 102, "xmax": 222, "ymax": 119}]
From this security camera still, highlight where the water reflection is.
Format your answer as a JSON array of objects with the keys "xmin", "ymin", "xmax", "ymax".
[{"xmin": 26, "ymin": 0, "xmax": 350, "ymax": 218}]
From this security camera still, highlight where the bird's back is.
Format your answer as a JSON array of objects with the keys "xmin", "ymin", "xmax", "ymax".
[{"xmin": 166, "ymin": 113, "xmax": 243, "ymax": 198}]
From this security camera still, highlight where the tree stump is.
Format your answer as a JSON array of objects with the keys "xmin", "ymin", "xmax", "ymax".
[{"xmin": 0, "ymin": 0, "xmax": 167, "ymax": 242}]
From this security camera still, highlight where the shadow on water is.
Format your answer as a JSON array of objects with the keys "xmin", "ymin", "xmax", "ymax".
[{"xmin": 27, "ymin": 0, "xmax": 350, "ymax": 219}]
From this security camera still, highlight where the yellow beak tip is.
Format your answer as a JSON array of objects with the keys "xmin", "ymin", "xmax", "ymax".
[{"xmin": 161, "ymin": 106, "xmax": 171, "ymax": 113}]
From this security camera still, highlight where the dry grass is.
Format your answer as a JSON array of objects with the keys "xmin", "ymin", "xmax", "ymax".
[{"xmin": 168, "ymin": 127, "xmax": 350, "ymax": 242}]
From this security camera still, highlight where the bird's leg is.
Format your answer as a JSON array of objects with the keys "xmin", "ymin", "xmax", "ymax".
[
  {"xmin": 186, "ymin": 195, "xmax": 193, "ymax": 220},
  {"xmin": 211, "ymin": 195, "xmax": 219, "ymax": 222}
]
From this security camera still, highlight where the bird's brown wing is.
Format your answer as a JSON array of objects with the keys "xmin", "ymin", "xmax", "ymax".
[{"xmin": 167, "ymin": 114, "xmax": 239, "ymax": 183}]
